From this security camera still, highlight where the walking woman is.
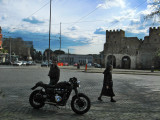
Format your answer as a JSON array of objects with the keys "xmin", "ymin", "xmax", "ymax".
[{"xmin": 98, "ymin": 64, "xmax": 116, "ymax": 102}]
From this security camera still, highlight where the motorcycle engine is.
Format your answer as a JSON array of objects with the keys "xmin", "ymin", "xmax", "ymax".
[
  {"xmin": 54, "ymin": 88, "xmax": 66, "ymax": 103},
  {"xmin": 55, "ymin": 94, "xmax": 62, "ymax": 102}
]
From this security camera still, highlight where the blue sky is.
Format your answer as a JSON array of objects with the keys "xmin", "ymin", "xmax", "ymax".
[{"xmin": 0, "ymin": 0, "xmax": 159, "ymax": 54}]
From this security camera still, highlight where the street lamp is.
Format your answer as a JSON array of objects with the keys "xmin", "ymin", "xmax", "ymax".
[
  {"xmin": 9, "ymin": 37, "xmax": 11, "ymax": 63},
  {"xmin": 48, "ymin": 0, "xmax": 52, "ymax": 66}
]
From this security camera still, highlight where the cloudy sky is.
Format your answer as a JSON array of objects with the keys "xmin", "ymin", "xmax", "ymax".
[{"xmin": 0, "ymin": 0, "xmax": 160, "ymax": 54}]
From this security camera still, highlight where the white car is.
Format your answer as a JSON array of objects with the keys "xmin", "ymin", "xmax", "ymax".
[
  {"xmin": 87, "ymin": 63, "xmax": 92, "ymax": 67},
  {"xmin": 13, "ymin": 61, "xmax": 23, "ymax": 66},
  {"xmin": 22, "ymin": 61, "xmax": 27, "ymax": 66}
]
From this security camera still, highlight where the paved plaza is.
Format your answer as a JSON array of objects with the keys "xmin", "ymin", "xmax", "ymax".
[{"xmin": 0, "ymin": 66, "xmax": 160, "ymax": 120}]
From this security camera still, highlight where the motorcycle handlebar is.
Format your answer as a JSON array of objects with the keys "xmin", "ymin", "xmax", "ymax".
[{"xmin": 31, "ymin": 85, "xmax": 37, "ymax": 90}]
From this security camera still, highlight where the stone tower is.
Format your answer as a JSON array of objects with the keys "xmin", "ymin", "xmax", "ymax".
[{"xmin": 138, "ymin": 27, "xmax": 160, "ymax": 69}]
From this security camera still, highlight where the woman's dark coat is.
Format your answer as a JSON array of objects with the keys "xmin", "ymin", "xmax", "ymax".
[{"xmin": 100, "ymin": 68, "xmax": 115, "ymax": 97}]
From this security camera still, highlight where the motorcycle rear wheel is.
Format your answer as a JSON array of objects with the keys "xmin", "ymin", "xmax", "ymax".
[
  {"xmin": 29, "ymin": 90, "xmax": 45, "ymax": 109},
  {"xmin": 71, "ymin": 93, "xmax": 90, "ymax": 114}
]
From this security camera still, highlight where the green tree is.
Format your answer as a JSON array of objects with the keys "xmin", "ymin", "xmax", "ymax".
[{"xmin": 0, "ymin": 48, "xmax": 8, "ymax": 53}]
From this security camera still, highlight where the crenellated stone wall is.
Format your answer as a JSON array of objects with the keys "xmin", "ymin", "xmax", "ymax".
[{"xmin": 103, "ymin": 27, "xmax": 160, "ymax": 69}]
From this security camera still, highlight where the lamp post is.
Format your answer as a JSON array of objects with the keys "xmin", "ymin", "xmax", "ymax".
[
  {"xmin": 48, "ymin": 0, "xmax": 52, "ymax": 66},
  {"xmin": 9, "ymin": 37, "xmax": 12, "ymax": 64}
]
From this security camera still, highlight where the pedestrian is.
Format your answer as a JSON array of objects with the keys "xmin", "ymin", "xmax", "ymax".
[
  {"xmin": 98, "ymin": 64, "xmax": 116, "ymax": 102},
  {"xmin": 48, "ymin": 60, "xmax": 60, "ymax": 85}
]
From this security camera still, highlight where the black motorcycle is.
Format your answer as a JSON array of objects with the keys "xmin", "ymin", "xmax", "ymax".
[{"xmin": 29, "ymin": 77, "xmax": 91, "ymax": 114}]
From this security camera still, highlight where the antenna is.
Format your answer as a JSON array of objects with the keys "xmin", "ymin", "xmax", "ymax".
[{"xmin": 60, "ymin": 22, "xmax": 61, "ymax": 50}]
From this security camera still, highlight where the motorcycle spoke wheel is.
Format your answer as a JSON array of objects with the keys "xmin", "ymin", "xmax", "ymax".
[
  {"xmin": 71, "ymin": 93, "xmax": 90, "ymax": 114},
  {"xmin": 29, "ymin": 90, "xmax": 45, "ymax": 109},
  {"xmin": 74, "ymin": 98, "xmax": 87, "ymax": 111}
]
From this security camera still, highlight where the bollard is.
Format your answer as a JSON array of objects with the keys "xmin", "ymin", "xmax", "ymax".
[
  {"xmin": 85, "ymin": 64, "xmax": 87, "ymax": 71},
  {"xmin": 77, "ymin": 63, "xmax": 80, "ymax": 69},
  {"xmin": 151, "ymin": 66, "xmax": 154, "ymax": 72}
]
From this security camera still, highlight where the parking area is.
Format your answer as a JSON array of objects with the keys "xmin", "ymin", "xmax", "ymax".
[{"xmin": 0, "ymin": 67, "xmax": 160, "ymax": 120}]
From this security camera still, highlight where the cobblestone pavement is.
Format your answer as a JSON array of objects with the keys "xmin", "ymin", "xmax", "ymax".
[{"xmin": 0, "ymin": 66, "xmax": 160, "ymax": 120}]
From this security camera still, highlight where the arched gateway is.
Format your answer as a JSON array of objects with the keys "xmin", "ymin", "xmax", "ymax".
[{"xmin": 121, "ymin": 56, "xmax": 131, "ymax": 69}]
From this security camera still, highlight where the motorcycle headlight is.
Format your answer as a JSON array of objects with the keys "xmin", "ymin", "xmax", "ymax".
[
  {"xmin": 42, "ymin": 88, "xmax": 45, "ymax": 92},
  {"xmin": 77, "ymin": 81, "xmax": 80, "ymax": 87},
  {"xmin": 77, "ymin": 83, "xmax": 80, "ymax": 88}
]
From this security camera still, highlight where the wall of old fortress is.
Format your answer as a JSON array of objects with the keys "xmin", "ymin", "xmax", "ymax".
[{"xmin": 103, "ymin": 27, "xmax": 160, "ymax": 69}]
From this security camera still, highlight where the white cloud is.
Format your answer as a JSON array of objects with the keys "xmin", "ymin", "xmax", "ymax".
[
  {"xmin": 97, "ymin": 0, "xmax": 126, "ymax": 9},
  {"xmin": 68, "ymin": 25, "xmax": 80, "ymax": 31},
  {"xmin": 69, "ymin": 44, "xmax": 103, "ymax": 54},
  {"xmin": 1, "ymin": 0, "xmax": 160, "ymax": 54},
  {"xmin": 69, "ymin": 35, "xmax": 105, "ymax": 54},
  {"xmin": 0, "ymin": 0, "xmax": 9, "ymax": 4},
  {"xmin": 94, "ymin": 27, "xmax": 106, "ymax": 34}
]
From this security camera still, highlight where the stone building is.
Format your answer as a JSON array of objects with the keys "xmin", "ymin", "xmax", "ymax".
[
  {"xmin": 103, "ymin": 27, "xmax": 160, "ymax": 69},
  {"xmin": 58, "ymin": 54, "xmax": 93, "ymax": 65}
]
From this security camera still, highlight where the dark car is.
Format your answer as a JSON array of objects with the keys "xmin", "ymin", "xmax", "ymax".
[
  {"xmin": 95, "ymin": 63, "xmax": 101, "ymax": 68},
  {"xmin": 0, "ymin": 61, "xmax": 12, "ymax": 65},
  {"xmin": 41, "ymin": 62, "xmax": 48, "ymax": 67},
  {"xmin": 26, "ymin": 61, "xmax": 36, "ymax": 66}
]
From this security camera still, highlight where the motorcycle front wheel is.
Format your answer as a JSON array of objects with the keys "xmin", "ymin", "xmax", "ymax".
[
  {"xmin": 29, "ymin": 90, "xmax": 45, "ymax": 109},
  {"xmin": 71, "ymin": 93, "xmax": 91, "ymax": 114}
]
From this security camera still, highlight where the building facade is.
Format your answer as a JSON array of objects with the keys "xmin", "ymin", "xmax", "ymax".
[
  {"xmin": 103, "ymin": 27, "xmax": 160, "ymax": 69},
  {"xmin": 58, "ymin": 54, "xmax": 93, "ymax": 65}
]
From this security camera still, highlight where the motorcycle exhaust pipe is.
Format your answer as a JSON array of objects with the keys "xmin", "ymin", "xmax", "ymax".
[{"xmin": 45, "ymin": 102, "xmax": 57, "ymax": 105}]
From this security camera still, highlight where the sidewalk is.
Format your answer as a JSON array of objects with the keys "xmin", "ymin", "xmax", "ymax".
[{"xmin": 59, "ymin": 66, "xmax": 160, "ymax": 76}]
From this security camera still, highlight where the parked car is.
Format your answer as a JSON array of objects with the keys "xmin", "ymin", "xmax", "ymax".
[
  {"xmin": 26, "ymin": 61, "xmax": 32, "ymax": 66},
  {"xmin": 73, "ymin": 63, "xmax": 78, "ymax": 66},
  {"xmin": 22, "ymin": 61, "xmax": 27, "ymax": 66},
  {"xmin": 87, "ymin": 63, "xmax": 92, "ymax": 67},
  {"xmin": 64, "ymin": 63, "xmax": 69, "ymax": 66},
  {"xmin": 26, "ymin": 61, "xmax": 36, "ymax": 66},
  {"xmin": 95, "ymin": 64, "xmax": 101, "ymax": 68},
  {"xmin": 0, "ymin": 61, "xmax": 12, "ymax": 65},
  {"xmin": 41, "ymin": 62, "xmax": 48, "ymax": 67},
  {"xmin": 13, "ymin": 61, "xmax": 23, "ymax": 66},
  {"xmin": 32, "ymin": 61, "xmax": 36, "ymax": 65}
]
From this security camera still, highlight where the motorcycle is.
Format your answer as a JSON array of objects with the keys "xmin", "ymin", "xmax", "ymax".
[{"xmin": 29, "ymin": 77, "xmax": 91, "ymax": 114}]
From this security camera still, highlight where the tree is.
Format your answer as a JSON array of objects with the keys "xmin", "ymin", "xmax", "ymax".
[
  {"xmin": 146, "ymin": 0, "xmax": 160, "ymax": 19},
  {"xmin": 43, "ymin": 49, "xmax": 54, "ymax": 61},
  {"xmin": 3, "ymin": 37, "xmax": 29, "ymax": 60},
  {"xmin": 33, "ymin": 51, "xmax": 42, "ymax": 62},
  {"xmin": 0, "ymin": 48, "xmax": 8, "ymax": 53},
  {"xmin": 53, "ymin": 50, "xmax": 65, "ymax": 55}
]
